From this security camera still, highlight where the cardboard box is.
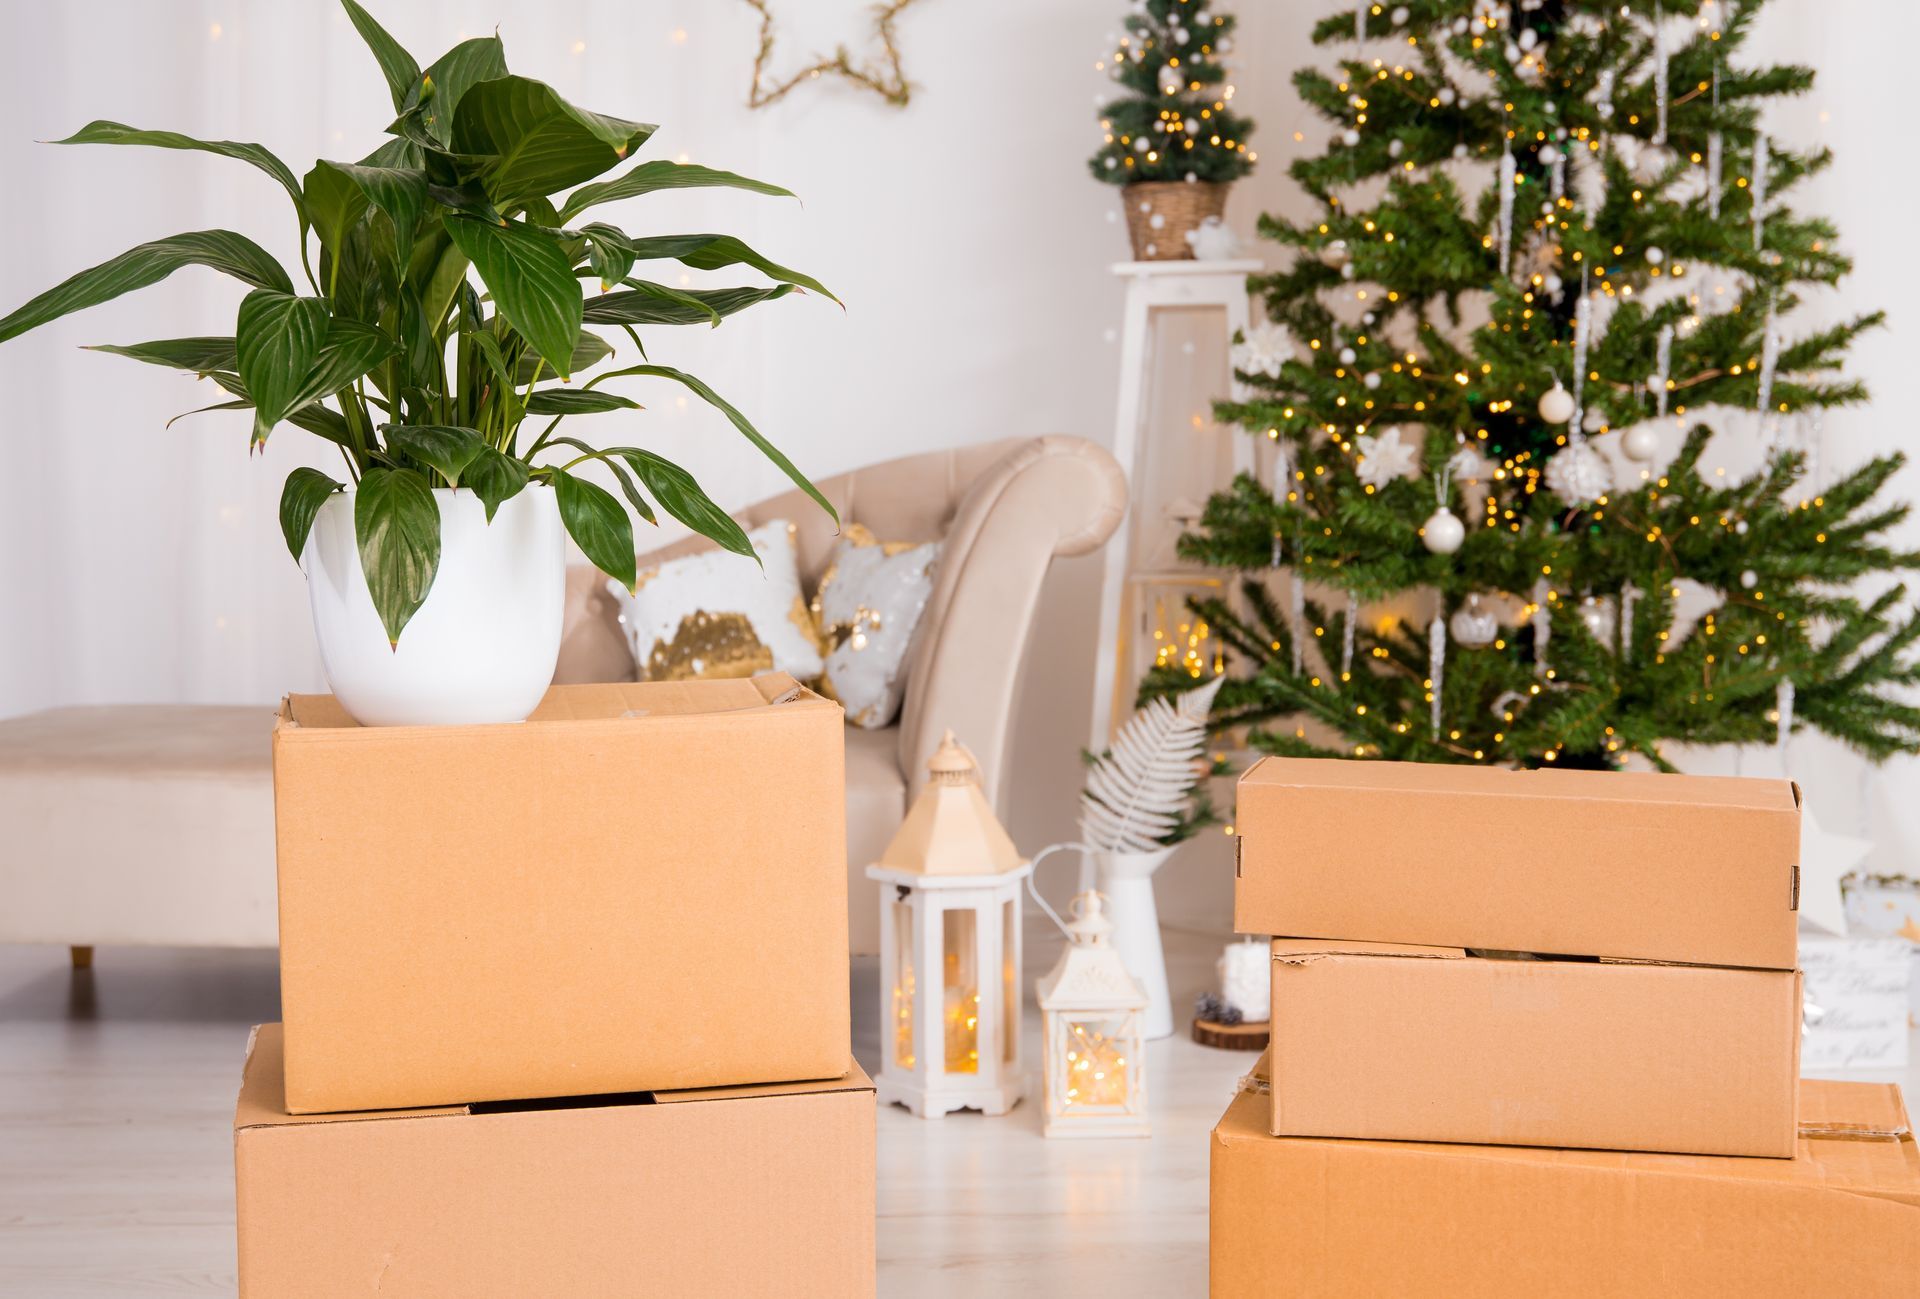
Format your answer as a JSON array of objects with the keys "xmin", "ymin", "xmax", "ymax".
[
  {"xmin": 1235, "ymin": 757, "xmax": 1800, "ymax": 968},
  {"xmin": 1268, "ymin": 939, "xmax": 1802, "ymax": 1156},
  {"xmin": 1211, "ymin": 1066, "xmax": 1920, "ymax": 1298},
  {"xmin": 273, "ymin": 676, "xmax": 849, "ymax": 1113},
  {"xmin": 235, "ymin": 1024, "xmax": 875, "ymax": 1298}
]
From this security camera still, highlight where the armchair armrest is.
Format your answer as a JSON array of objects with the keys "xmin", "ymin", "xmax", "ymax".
[{"xmin": 897, "ymin": 436, "xmax": 1127, "ymax": 807}]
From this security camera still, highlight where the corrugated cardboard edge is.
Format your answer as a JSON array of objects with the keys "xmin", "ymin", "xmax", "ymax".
[
  {"xmin": 1272, "ymin": 938, "xmax": 1465, "ymax": 964},
  {"xmin": 275, "ymin": 674, "xmax": 840, "ymax": 741},
  {"xmin": 1236, "ymin": 752, "xmax": 1801, "ymax": 812},
  {"xmin": 235, "ymin": 1026, "xmax": 871, "ymax": 1132}
]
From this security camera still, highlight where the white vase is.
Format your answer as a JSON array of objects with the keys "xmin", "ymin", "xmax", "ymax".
[
  {"xmin": 1095, "ymin": 845, "xmax": 1178, "ymax": 1039},
  {"xmin": 302, "ymin": 485, "xmax": 565, "ymax": 726}
]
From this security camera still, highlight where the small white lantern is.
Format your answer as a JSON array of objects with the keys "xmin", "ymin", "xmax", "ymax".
[
  {"xmin": 1036, "ymin": 891, "xmax": 1150, "ymax": 1138},
  {"xmin": 867, "ymin": 732, "xmax": 1031, "ymax": 1118}
]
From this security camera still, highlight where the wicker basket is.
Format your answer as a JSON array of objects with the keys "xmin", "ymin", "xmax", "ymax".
[{"xmin": 1121, "ymin": 181, "xmax": 1230, "ymax": 261}]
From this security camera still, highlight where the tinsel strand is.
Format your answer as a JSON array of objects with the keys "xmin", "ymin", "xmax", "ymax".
[
  {"xmin": 1342, "ymin": 592, "xmax": 1358, "ymax": 678},
  {"xmin": 1497, "ymin": 139, "xmax": 1516, "ymax": 273},
  {"xmin": 1429, "ymin": 615, "xmax": 1447, "ymax": 739},
  {"xmin": 1652, "ymin": 4, "xmax": 1669, "ymax": 145},
  {"xmin": 1655, "ymin": 324, "xmax": 1673, "ymax": 418},
  {"xmin": 1752, "ymin": 132, "xmax": 1770, "ymax": 249}
]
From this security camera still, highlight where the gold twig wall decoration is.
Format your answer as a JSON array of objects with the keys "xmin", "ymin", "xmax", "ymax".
[{"xmin": 743, "ymin": 0, "xmax": 924, "ymax": 110}]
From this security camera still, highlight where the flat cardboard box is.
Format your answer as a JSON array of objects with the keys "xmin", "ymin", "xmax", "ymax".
[
  {"xmin": 235, "ymin": 1024, "xmax": 875, "ymax": 1298},
  {"xmin": 273, "ymin": 675, "xmax": 849, "ymax": 1113},
  {"xmin": 1268, "ymin": 939, "xmax": 1802, "ymax": 1156},
  {"xmin": 1212, "ymin": 1064, "xmax": 1920, "ymax": 1298},
  {"xmin": 1235, "ymin": 757, "xmax": 1800, "ymax": 968}
]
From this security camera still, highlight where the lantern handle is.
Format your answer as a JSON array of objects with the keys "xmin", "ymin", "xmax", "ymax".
[{"xmin": 1025, "ymin": 841, "xmax": 1092, "ymax": 939}]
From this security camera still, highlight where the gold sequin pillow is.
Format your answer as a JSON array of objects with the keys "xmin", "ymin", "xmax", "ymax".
[
  {"xmin": 606, "ymin": 520, "xmax": 824, "ymax": 682},
  {"xmin": 812, "ymin": 524, "xmax": 941, "ymax": 729}
]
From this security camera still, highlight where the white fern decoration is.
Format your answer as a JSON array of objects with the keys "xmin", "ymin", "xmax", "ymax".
[{"xmin": 1080, "ymin": 675, "xmax": 1225, "ymax": 853}]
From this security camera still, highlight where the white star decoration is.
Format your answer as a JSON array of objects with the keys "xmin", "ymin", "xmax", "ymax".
[
  {"xmin": 1798, "ymin": 806, "xmax": 1871, "ymax": 937},
  {"xmin": 1230, "ymin": 320, "xmax": 1295, "ymax": 380},
  {"xmin": 1354, "ymin": 425, "xmax": 1419, "ymax": 489}
]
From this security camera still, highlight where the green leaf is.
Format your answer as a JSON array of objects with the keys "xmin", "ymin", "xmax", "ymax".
[
  {"xmin": 545, "ymin": 436, "xmax": 656, "ymax": 526},
  {"xmin": 524, "ymin": 388, "xmax": 637, "ymax": 414},
  {"xmin": 451, "ymin": 75, "xmax": 656, "ymax": 204},
  {"xmin": 86, "ymin": 336, "xmax": 237, "ymax": 373},
  {"xmin": 550, "ymin": 467, "xmax": 636, "ymax": 590},
  {"xmin": 288, "ymin": 403, "xmax": 356, "ymax": 446},
  {"xmin": 462, "ymin": 328, "xmax": 515, "ymax": 392},
  {"xmin": 606, "ymin": 232, "xmax": 837, "ymax": 303},
  {"xmin": 414, "ymin": 36, "xmax": 510, "ymax": 145},
  {"xmin": 309, "ymin": 161, "xmax": 427, "ymax": 271},
  {"xmin": 512, "ymin": 330, "xmax": 611, "ymax": 385},
  {"xmin": 280, "ymin": 467, "xmax": 344, "ymax": 562},
  {"xmin": 582, "ymin": 282, "xmax": 790, "ymax": 328},
  {"xmin": 292, "ymin": 319, "xmax": 398, "ymax": 407},
  {"xmin": 165, "ymin": 398, "xmax": 252, "ymax": 429},
  {"xmin": 340, "ymin": 0, "xmax": 421, "ymax": 113},
  {"xmin": 53, "ymin": 121, "xmax": 307, "ymax": 227},
  {"xmin": 353, "ymin": 466, "xmax": 442, "ymax": 644},
  {"xmin": 616, "ymin": 448, "xmax": 756, "ymax": 559},
  {"xmin": 442, "ymin": 216, "xmax": 583, "ymax": 377},
  {"xmin": 236, "ymin": 291, "xmax": 331, "ymax": 443},
  {"xmin": 426, "ymin": 179, "xmax": 505, "ymax": 224},
  {"xmin": 557, "ymin": 160, "xmax": 796, "ymax": 224},
  {"xmin": 590, "ymin": 364, "xmax": 837, "ymax": 526},
  {"xmin": 0, "ymin": 230, "xmax": 291, "ymax": 344},
  {"xmin": 463, "ymin": 445, "xmax": 532, "ymax": 521},
  {"xmin": 585, "ymin": 231, "xmax": 637, "ymax": 291},
  {"xmin": 383, "ymin": 424, "xmax": 486, "ymax": 484}
]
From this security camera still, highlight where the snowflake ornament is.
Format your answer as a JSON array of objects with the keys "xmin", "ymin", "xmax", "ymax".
[
  {"xmin": 1543, "ymin": 438, "xmax": 1612, "ymax": 506},
  {"xmin": 1230, "ymin": 320, "xmax": 1295, "ymax": 379},
  {"xmin": 1354, "ymin": 426, "xmax": 1420, "ymax": 489}
]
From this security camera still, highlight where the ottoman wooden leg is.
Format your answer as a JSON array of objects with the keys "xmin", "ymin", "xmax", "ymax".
[{"xmin": 69, "ymin": 945, "xmax": 94, "ymax": 970}]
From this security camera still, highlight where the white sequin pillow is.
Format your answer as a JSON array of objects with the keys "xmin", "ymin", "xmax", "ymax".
[
  {"xmin": 605, "ymin": 520, "xmax": 824, "ymax": 682},
  {"xmin": 812, "ymin": 525, "xmax": 941, "ymax": 729}
]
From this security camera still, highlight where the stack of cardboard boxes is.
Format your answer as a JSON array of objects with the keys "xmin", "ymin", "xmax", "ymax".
[
  {"xmin": 1213, "ymin": 758, "xmax": 1920, "ymax": 1296},
  {"xmin": 232, "ymin": 676, "xmax": 875, "ymax": 1297}
]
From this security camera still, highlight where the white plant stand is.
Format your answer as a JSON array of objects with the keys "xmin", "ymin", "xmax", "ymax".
[{"xmin": 1088, "ymin": 259, "xmax": 1262, "ymax": 751}]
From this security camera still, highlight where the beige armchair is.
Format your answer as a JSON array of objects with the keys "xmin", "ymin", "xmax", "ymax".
[{"xmin": 553, "ymin": 436, "xmax": 1126, "ymax": 954}]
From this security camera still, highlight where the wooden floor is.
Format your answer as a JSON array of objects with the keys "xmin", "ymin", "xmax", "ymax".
[{"xmin": 0, "ymin": 930, "xmax": 1913, "ymax": 1296}]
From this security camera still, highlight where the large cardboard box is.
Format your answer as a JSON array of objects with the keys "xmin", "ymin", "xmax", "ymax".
[
  {"xmin": 235, "ymin": 1024, "xmax": 876, "ymax": 1298},
  {"xmin": 1211, "ymin": 1069, "xmax": 1920, "ymax": 1298},
  {"xmin": 272, "ymin": 675, "xmax": 849, "ymax": 1113},
  {"xmin": 1268, "ymin": 939, "xmax": 1802, "ymax": 1156},
  {"xmin": 1235, "ymin": 757, "xmax": 1800, "ymax": 968}
]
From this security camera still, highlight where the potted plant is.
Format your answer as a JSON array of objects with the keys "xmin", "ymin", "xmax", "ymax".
[
  {"xmin": 1088, "ymin": 0, "xmax": 1256, "ymax": 260},
  {"xmin": 0, "ymin": 0, "xmax": 837, "ymax": 726}
]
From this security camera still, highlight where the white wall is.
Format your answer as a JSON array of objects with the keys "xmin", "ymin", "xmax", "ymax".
[{"xmin": 1, "ymin": 2, "xmax": 1914, "ymax": 921}]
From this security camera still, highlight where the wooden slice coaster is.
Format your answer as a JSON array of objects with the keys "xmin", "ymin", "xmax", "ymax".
[{"xmin": 1191, "ymin": 1017, "xmax": 1269, "ymax": 1050}]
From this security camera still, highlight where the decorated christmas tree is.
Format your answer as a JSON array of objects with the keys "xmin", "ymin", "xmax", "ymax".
[
  {"xmin": 1088, "ymin": 0, "xmax": 1257, "ymax": 187},
  {"xmin": 1157, "ymin": 0, "xmax": 1920, "ymax": 768}
]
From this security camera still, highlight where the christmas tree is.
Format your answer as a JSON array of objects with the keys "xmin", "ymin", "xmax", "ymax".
[
  {"xmin": 1088, "ymin": 0, "xmax": 1257, "ymax": 186},
  {"xmin": 1157, "ymin": 0, "xmax": 1920, "ymax": 768}
]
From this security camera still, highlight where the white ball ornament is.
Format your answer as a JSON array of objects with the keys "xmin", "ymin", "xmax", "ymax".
[
  {"xmin": 1619, "ymin": 423, "xmax": 1660, "ymax": 461},
  {"xmin": 1735, "ymin": 519, "xmax": 1750, "ymax": 535},
  {"xmin": 1341, "ymin": 128, "xmax": 1361, "ymax": 147},
  {"xmin": 1422, "ymin": 506, "xmax": 1467, "ymax": 555},
  {"xmin": 1543, "ymin": 439, "xmax": 1613, "ymax": 507},
  {"xmin": 1646, "ymin": 246, "xmax": 1665, "ymax": 265},
  {"xmin": 1391, "ymin": 5, "xmax": 1410, "ymax": 24},
  {"xmin": 1538, "ymin": 381, "xmax": 1576, "ymax": 424},
  {"xmin": 1450, "ymin": 594, "xmax": 1499, "ymax": 648},
  {"xmin": 1519, "ymin": 28, "xmax": 1539, "ymax": 50},
  {"xmin": 1158, "ymin": 64, "xmax": 1184, "ymax": 94},
  {"xmin": 1339, "ymin": 347, "xmax": 1357, "ymax": 365},
  {"xmin": 1389, "ymin": 138, "xmax": 1404, "ymax": 158},
  {"xmin": 1583, "ymin": 405, "xmax": 1608, "ymax": 433},
  {"xmin": 1438, "ymin": 87, "xmax": 1457, "ymax": 106},
  {"xmin": 1452, "ymin": 143, "xmax": 1469, "ymax": 160},
  {"xmin": 1364, "ymin": 372, "xmax": 1382, "ymax": 390},
  {"xmin": 1740, "ymin": 569, "xmax": 1759, "ymax": 589},
  {"xmin": 1539, "ymin": 144, "xmax": 1560, "ymax": 164}
]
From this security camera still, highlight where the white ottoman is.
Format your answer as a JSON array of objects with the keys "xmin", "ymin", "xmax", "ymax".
[{"xmin": 0, "ymin": 705, "xmax": 277, "ymax": 958}]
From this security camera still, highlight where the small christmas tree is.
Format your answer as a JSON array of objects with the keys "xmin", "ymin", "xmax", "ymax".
[
  {"xmin": 1089, "ymin": 0, "xmax": 1257, "ymax": 188},
  {"xmin": 1153, "ymin": 0, "xmax": 1920, "ymax": 769}
]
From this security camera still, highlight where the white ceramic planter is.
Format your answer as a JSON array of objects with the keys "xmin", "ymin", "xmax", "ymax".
[
  {"xmin": 1095, "ymin": 845, "xmax": 1178, "ymax": 1039},
  {"xmin": 302, "ymin": 484, "xmax": 565, "ymax": 726}
]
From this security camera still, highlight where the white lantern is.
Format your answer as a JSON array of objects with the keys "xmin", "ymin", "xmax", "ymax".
[
  {"xmin": 867, "ymin": 732, "xmax": 1031, "ymax": 1119},
  {"xmin": 1036, "ymin": 891, "xmax": 1150, "ymax": 1138}
]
